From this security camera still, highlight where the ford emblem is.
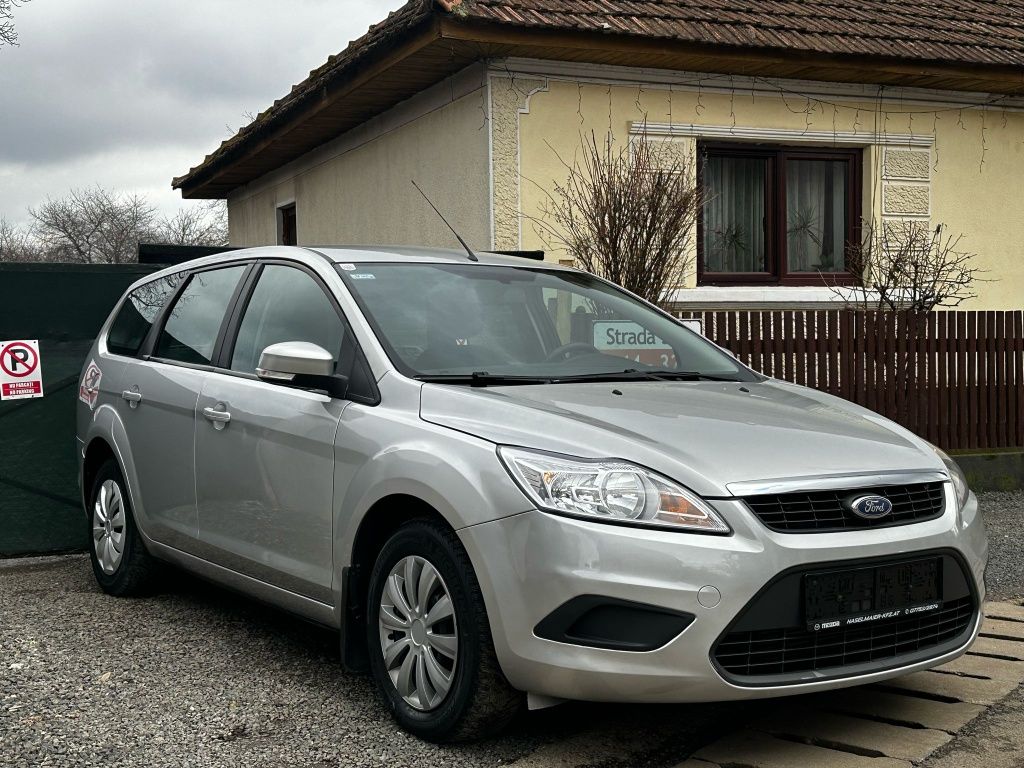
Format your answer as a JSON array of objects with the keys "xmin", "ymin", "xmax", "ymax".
[{"xmin": 848, "ymin": 495, "xmax": 893, "ymax": 520}]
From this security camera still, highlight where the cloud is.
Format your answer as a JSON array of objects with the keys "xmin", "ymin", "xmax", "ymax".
[{"xmin": 0, "ymin": 0, "xmax": 406, "ymax": 224}]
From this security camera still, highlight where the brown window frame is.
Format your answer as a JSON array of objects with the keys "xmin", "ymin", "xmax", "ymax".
[{"xmin": 697, "ymin": 143, "xmax": 862, "ymax": 286}]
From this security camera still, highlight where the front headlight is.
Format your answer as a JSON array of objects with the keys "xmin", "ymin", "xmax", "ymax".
[
  {"xmin": 498, "ymin": 447, "xmax": 730, "ymax": 533},
  {"xmin": 932, "ymin": 445, "xmax": 970, "ymax": 510}
]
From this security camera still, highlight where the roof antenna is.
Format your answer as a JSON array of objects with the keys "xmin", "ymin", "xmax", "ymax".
[{"xmin": 411, "ymin": 180, "xmax": 479, "ymax": 262}]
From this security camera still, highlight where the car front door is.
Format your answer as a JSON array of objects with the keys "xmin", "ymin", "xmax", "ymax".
[
  {"xmin": 118, "ymin": 264, "xmax": 249, "ymax": 550},
  {"xmin": 194, "ymin": 262, "xmax": 349, "ymax": 603}
]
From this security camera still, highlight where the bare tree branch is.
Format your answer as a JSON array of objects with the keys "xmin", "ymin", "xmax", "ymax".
[
  {"xmin": 29, "ymin": 186, "xmax": 158, "ymax": 264},
  {"xmin": 0, "ymin": 0, "xmax": 29, "ymax": 47},
  {"xmin": 153, "ymin": 200, "xmax": 228, "ymax": 247},
  {"xmin": 0, "ymin": 217, "xmax": 42, "ymax": 262},
  {"xmin": 4, "ymin": 190, "xmax": 230, "ymax": 263}
]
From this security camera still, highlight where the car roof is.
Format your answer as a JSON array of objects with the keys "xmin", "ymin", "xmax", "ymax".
[
  {"xmin": 308, "ymin": 245, "xmax": 569, "ymax": 269},
  {"xmin": 129, "ymin": 245, "xmax": 574, "ymax": 295}
]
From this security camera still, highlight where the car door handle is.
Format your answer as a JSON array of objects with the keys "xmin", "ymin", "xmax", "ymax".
[
  {"xmin": 202, "ymin": 405, "xmax": 232, "ymax": 430},
  {"xmin": 121, "ymin": 389, "xmax": 143, "ymax": 408}
]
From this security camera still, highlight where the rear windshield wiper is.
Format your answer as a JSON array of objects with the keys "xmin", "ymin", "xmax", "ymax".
[
  {"xmin": 549, "ymin": 369, "xmax": 741, "ymax": 383},
  {"xmin": 415, "ymin": 372, "xmax": 552, "ymax": 387}
]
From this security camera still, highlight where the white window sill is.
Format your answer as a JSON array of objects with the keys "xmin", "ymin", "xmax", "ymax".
[{"xmin": 666, "ymin": 286, "xmax": 853, "ymax": 305}]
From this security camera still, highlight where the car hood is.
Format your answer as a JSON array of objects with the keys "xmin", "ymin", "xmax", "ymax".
[{"xmin": 419, "ymin": 379, "xmax": 944, "ymax": 497}]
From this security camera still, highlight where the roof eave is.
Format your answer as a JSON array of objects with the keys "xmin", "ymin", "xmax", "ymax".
[
  {"xmin": 173, "ymin": 13, "xmax": 444, "ymax": 198},
  {"xmin": 176, "ymin": 14, "xmax": 1024, "ymax": 199}
]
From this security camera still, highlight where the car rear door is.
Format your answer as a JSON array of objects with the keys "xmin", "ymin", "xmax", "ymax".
[
  {"xmin": 117, "ymin": 263, "xmax": 250, "ymax": 550},
  {"xmin": 193, "ymin": 262, "xmax": 351, "ymax": 603}
]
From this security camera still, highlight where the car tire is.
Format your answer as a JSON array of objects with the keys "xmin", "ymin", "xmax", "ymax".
[
  {"xmin": 88, "ymin": 458, "xmax": 160, "ymax": 596},
  {"xmin": 365, "ymin": 519, "xmax": 524, "ymax": 742}
]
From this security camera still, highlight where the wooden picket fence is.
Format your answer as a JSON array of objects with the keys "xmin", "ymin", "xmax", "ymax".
[{"xmin": 669, "ymin": 309, "xmax": 1024, "ymax": 451}]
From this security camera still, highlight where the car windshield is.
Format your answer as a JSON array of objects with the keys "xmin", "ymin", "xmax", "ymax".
[{"xmin": 338, "ymin": 262, "xmax": 757, "ymax": 383}]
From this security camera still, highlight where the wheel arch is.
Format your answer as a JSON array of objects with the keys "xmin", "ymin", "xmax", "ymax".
[
  {"xmin": 341, "ymin": 493, "xmax": 455, "ymax": 672},
  {"xmin": 81, "ymin": 405, "xmax": 149, "ymax": 537},
  {"xmin": 82, "ymin": 436, "xmax": 118, "ymax": 512}
]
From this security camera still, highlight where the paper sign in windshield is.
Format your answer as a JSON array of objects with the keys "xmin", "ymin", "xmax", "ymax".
[{"xmin": 593, "ymin": 321, "xmax": 677, "ymax": 367}]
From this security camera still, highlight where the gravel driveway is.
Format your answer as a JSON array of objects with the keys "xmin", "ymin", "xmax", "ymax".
[
  {"xmin": 976, "ymin": 491, "xmax": 1024, "ymax": 602},
  {"xmin": 1, "ymin": 492, "xmax": 1020, "ymax": 768}
]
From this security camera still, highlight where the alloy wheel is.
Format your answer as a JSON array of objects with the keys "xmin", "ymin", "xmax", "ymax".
[{"xmin": 378, "ymin": 555, "xmax": 459, "ymax": 711}]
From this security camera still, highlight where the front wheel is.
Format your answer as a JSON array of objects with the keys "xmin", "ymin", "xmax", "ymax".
[{"xmin": 365, "ymin": 520, "xmax": 523, "ymax": 741}]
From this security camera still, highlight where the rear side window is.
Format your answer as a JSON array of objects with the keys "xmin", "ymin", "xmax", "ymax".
[
  {"xmin": 155, "ymin": 266, "xmax": 246, "ymax": 365},
  {"xmin": 106, "ymin": 273, "xmax": 185, "ymax": 357},
  {"xmin": 230, "ymin": 265, "xmax": 344, "ymax": 374}
]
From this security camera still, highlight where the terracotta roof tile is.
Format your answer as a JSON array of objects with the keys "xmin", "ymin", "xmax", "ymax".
[{"xmin": 458, "ymin": 0, "xmax": 1024, "ymax": 66}]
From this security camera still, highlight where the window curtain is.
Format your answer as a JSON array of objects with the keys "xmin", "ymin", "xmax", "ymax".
[
  {"xmin": 786, "ymin": 160, "xmax": 847, "ymax": 272},
  {"xmin": 703, "ymin": 156, "xmax": 767, "ymax": 273}
]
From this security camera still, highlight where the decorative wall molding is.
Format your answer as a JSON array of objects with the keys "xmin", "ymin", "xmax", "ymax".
[
  {"xmin": 489, "ymin": 75, "xmax": 548, "ymax": 250},
  {"xmin": 496, "ymin": 58, "xmax": 1024, "ymax": 112},
  {"xmin": 631, "ymin": 122, "xmax": 934, "ymax": 149},
  {"xmin": 880, "ymin": 147, "xmax": 932, "ymax": 228}
]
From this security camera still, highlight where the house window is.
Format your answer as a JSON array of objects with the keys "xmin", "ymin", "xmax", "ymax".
[
  {"xmin": 277, "ymin": 203, "xmax": 297, "ymax": 246},
  {"xmin": 698, "ymin": 144, "xmax": 861, "ymax": 285}
]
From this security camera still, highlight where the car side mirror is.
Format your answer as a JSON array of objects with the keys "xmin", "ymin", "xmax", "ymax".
[{"xmin": 256, "ymin": 341, "xmax": 347, "ymax": 397}]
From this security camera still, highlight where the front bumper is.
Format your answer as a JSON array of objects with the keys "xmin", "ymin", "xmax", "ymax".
[{"xmin": 458, "ymin": 484, "xmax": 987, "ymax": 703}]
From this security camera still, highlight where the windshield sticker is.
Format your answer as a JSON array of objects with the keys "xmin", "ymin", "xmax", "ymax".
[
  {"xmin": 339, "ymin": 263, "xmax": 356, "ymax": 271},
  {"xmin": 79, "ymin": 359, "xmax": 102, "ymax": 411},
  {"xmin": 351, "ymin": 273, "xmax": 376, "ymax": 280}
]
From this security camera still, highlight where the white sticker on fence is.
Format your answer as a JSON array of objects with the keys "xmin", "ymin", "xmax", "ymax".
[
  {"xmin": 0, "ymin": 340, "xmax": 44, "ymax": 401},
  {"xmin": 679, "ymin": 318, "xmax": 703, "ymax": 335}
]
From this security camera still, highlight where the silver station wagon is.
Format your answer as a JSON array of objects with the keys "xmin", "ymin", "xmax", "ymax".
[{"xmin": 77, "ymin": 246, "xmax": 987, "ymax": 741}]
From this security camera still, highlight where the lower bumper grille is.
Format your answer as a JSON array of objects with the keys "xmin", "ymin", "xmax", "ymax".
[
  {"xmin": 715, "ymin": 596, "xmax": 974, "ymax": 679},
  {"xmin": 712, "ymin": 551, "xmax": 978, "ymax": 685}
]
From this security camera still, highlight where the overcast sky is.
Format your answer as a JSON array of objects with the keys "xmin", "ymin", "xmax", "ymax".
[{"xmin": 0, "ymin": 0, "xmax": 406, "ymax": 227}]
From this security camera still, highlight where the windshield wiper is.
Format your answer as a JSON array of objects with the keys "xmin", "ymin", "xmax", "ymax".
[
  {"xmin": 415, "ymin": 372, "xmax": 552, "ymax": 387},
  {"xmin": 415, "ymin": 369, "xmax": 742, "ymax": 386},
  {"xmin": 549, "ymin": 369, "xmax": 741, "ymax": 383}
]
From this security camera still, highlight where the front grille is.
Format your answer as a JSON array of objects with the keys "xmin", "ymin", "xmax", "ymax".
[
  {"xmin": 743, "ymin": 482, "xmax": 945, "ymax": 533},
  {"xmin": 714, "ymin": 595, "xmax": 974, "ymax": 680}
]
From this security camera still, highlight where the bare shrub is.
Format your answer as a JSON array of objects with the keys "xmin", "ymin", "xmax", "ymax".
[
  {"xmin": 840, "ymin": 220, "xmax": 982, "ymax": 312},
  {"xmin": 527, "ymin": 131, "xmax": 702, "ymax": 305}
]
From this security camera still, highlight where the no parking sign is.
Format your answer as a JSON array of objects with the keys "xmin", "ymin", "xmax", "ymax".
[{"xmin": 0, "ymin": 340, "xmax": 44, "ymax": 401}]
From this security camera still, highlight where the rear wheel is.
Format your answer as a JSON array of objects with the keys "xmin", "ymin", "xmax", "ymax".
[
  {"xmin": 88, "ymin": 459, "xmax": 159, "ymax": 596},
  {"xmin": 365, "ymin": 520, "xmax": 523, "ymax": 741}
]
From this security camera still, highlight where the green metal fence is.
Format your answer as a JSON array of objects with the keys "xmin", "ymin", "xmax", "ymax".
[{"xmin": 0, "ymin": 263, "xmax": 159, "ymax": 555}]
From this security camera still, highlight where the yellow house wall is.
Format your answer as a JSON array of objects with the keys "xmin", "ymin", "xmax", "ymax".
[
  {"xmin": 929, "ymin": 108, "xmax": 1024, "ymax": 310},
  {"xmin": 511, "ymin": 77, "xmax": 1023, "ymax": 309},
  {"xmin": 227, "ymin": 76, "xmax": 491, "ymax": 250}
]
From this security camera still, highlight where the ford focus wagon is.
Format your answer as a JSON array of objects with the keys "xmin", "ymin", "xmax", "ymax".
[{"xmin": 77, "ymin": 245, "xmax": 987, "ymax": 741}]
